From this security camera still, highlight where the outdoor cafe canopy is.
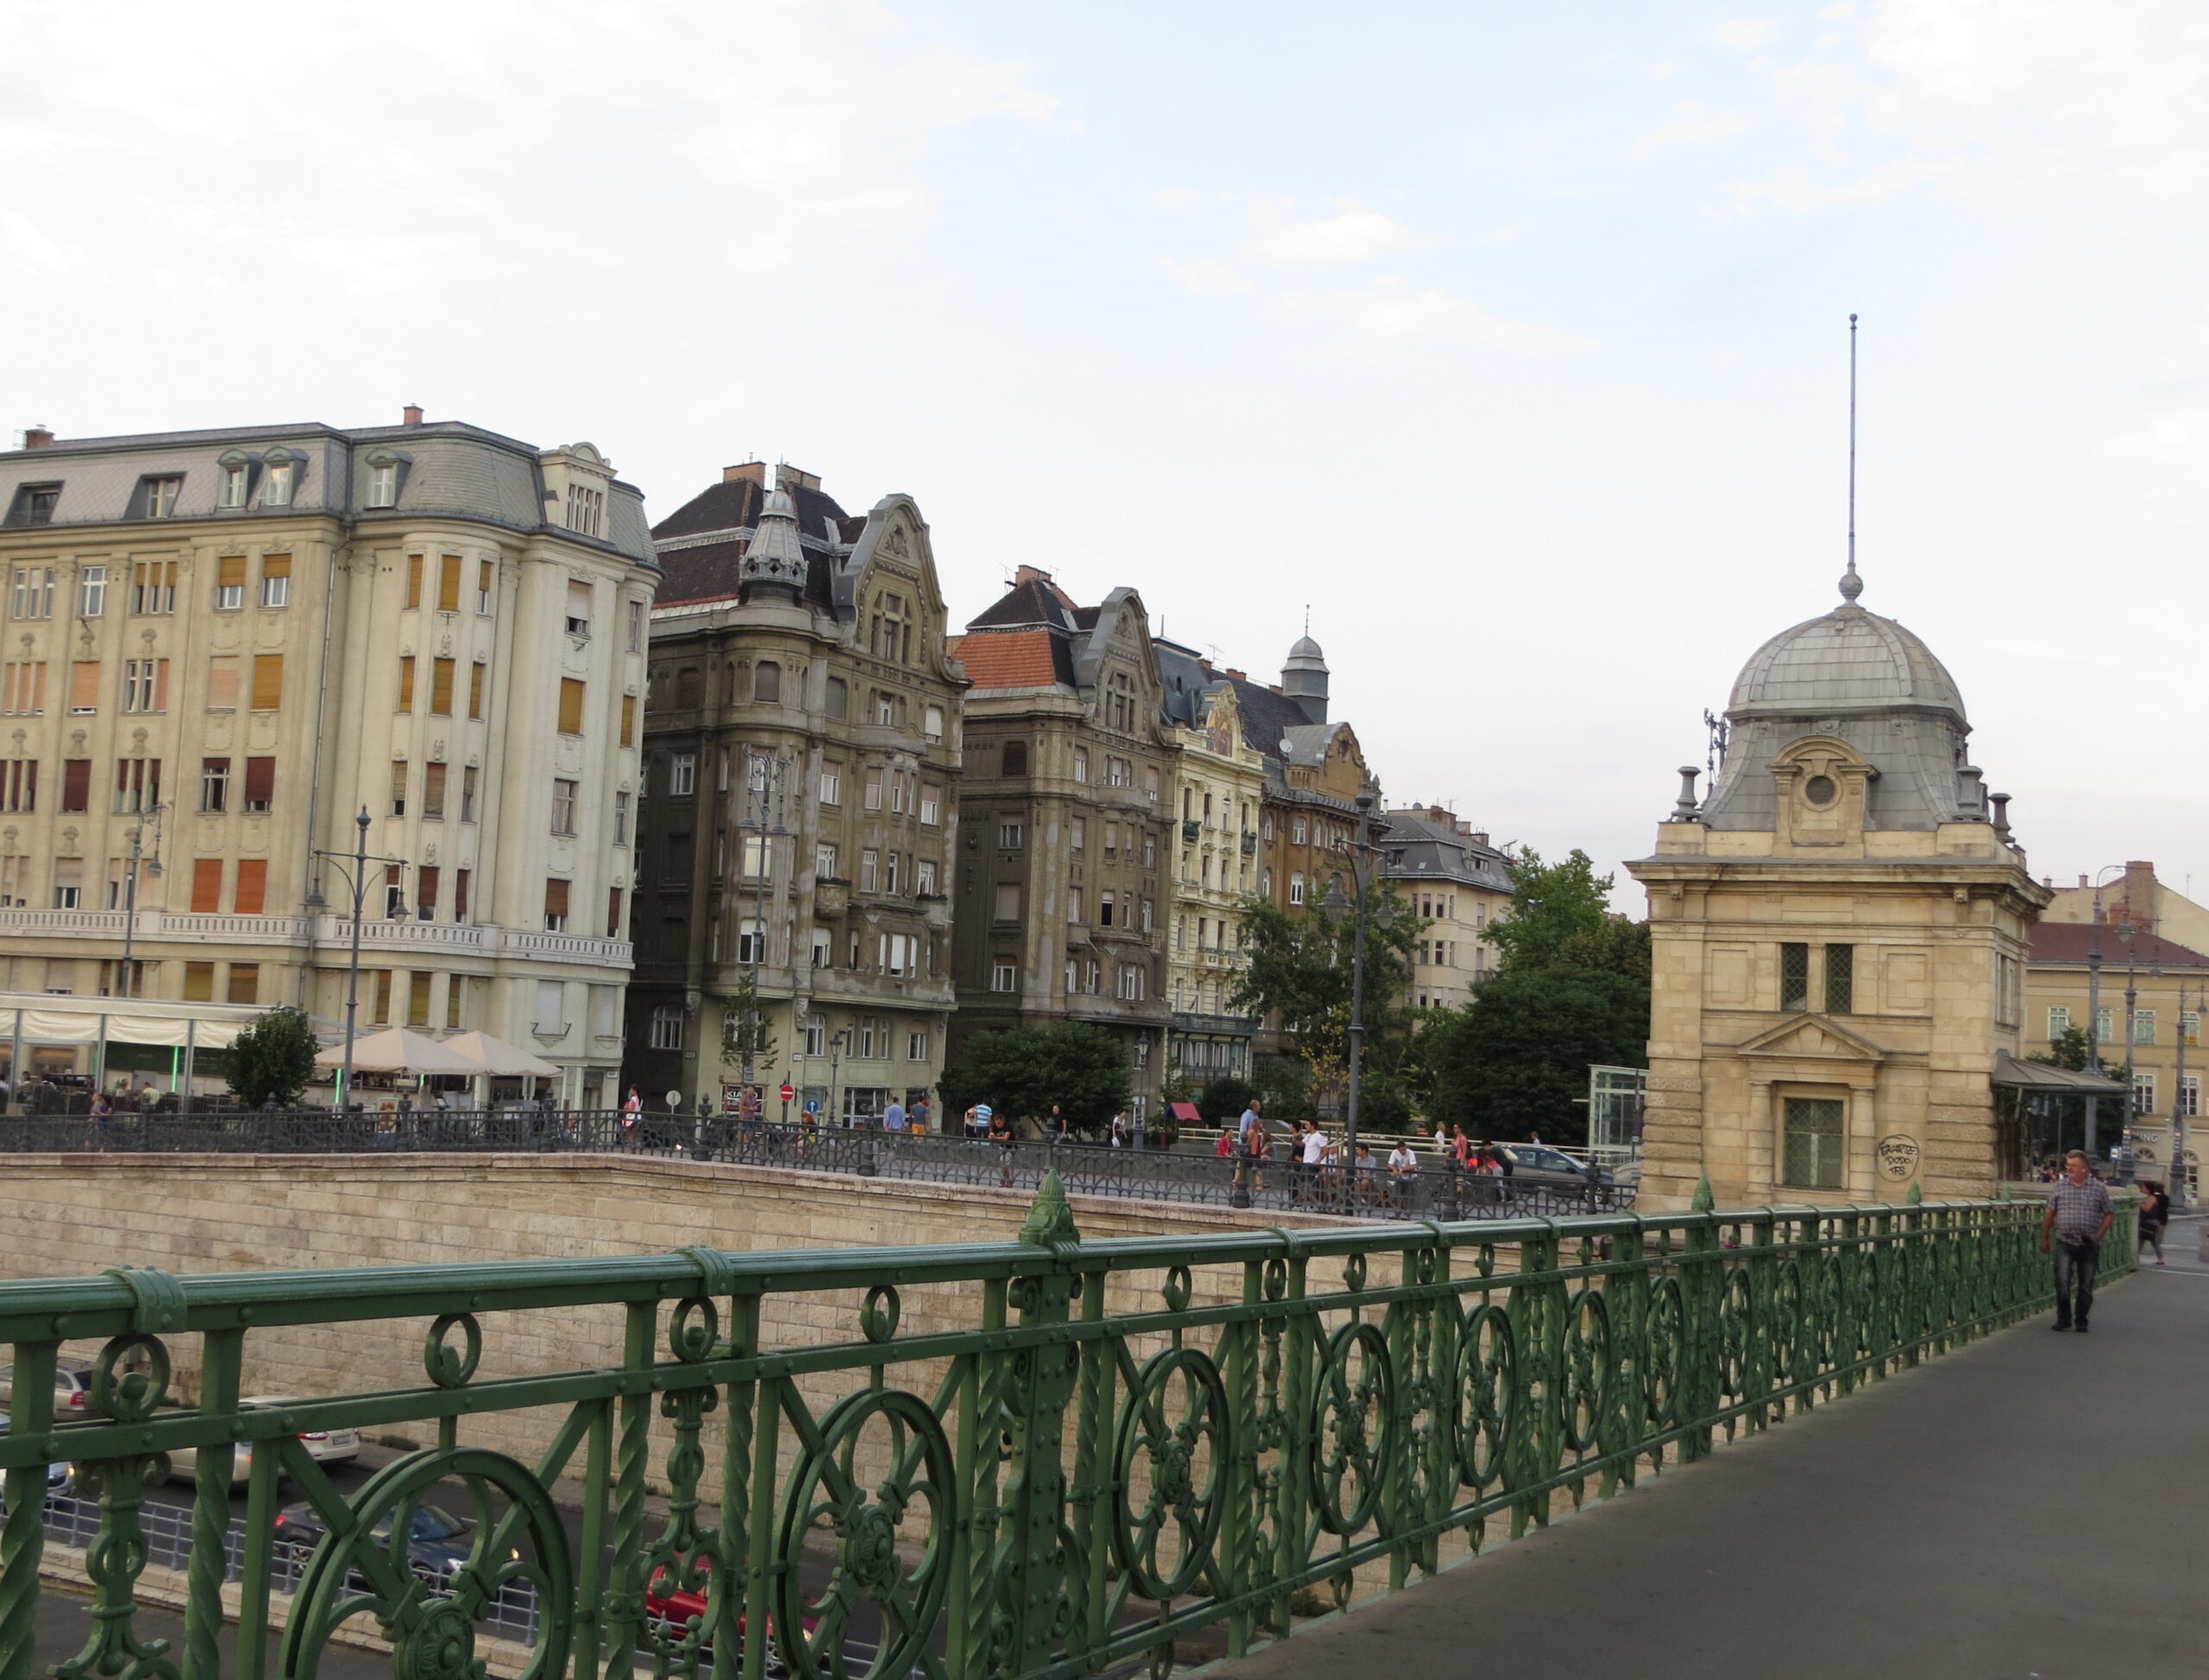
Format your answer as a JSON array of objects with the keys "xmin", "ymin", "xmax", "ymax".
[{"xmin": 312, "ymin": 1028, "xmax": 481, "ymax": 1078}]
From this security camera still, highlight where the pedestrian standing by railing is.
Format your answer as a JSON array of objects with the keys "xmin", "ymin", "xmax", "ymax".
[
  {"xmin": 2137, "ymin": 1179, "xmax": 2170, "ymax": 1267},
  {"xmin": 1295, "ymin": 1119, "xmax": 1326, "ymax": 1206},
  {"xmin": 1387, "ymin": 1138, "xmax": 1419, "ymax": 1207},
  {"xmin": 2040, "ymin": 1150, "xmax": 2116, "ymax": 1332}
]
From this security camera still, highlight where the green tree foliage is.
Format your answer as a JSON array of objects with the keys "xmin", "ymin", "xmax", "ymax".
[
  {"xmin": 937, "ymin": 1023, "xmax": 1129, "ymax": 1135},
  {"xmin": 1197, "ymin": 1076, "xmax": 1258, "ymax": 1126},
  {"xmin": 1484, "ymin": 847, "xmax": 1614, "ymax": 974},
  {"xmin": 1425, "ymin": 967, "xmax": 1647, "ymax": 1142},
  {"xmin": 2036, "ymin": 1024, "xmax": 2098, "ymax": 1073},
  {"xmin": 228, "ymin": 1007, "xmax": 321, "ymax": 1109},
  {"xmin": 1230, "ymin": 889, "xmax": 1420, "ymax": 1109},
  {"xmin": 719, "ymin": 970, "xmax": 779, "ymax": 1077}
]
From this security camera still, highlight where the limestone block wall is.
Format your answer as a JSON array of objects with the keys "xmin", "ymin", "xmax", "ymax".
[{"xmin": 0, "ymin": 1153, "xmax": 1360, "ymax": 1494}]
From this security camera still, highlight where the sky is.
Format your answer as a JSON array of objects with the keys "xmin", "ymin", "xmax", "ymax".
[{"xmin": 4, "ymin": 1, "xmax": 2206, "ymax": 909}]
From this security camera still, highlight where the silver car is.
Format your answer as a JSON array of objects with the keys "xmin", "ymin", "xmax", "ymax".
[{"xmin": 171, "ymin": 1395, "xmax": 361, "ymax": 1488}]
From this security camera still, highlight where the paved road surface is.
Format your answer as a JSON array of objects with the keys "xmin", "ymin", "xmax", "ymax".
[{"xmin": 1208, "ymin": 1217, "xmax": 2209, "ymax": 1680}]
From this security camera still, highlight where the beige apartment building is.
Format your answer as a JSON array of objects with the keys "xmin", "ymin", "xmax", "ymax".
[
  {"xmin": 621, "ymin": 463, "xmax": 964, "ymax": 1122},
  {"xmin": 1381, "ymin": 806, "xmax": 1515, "ymax": 1010},
  {"xmin": 0, "ymin": 414, "xmax": 655, "ymax": 1104}
]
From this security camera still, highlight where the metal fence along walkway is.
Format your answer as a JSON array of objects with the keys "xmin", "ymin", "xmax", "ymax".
[
  {"xmin": 0, "ymin": 1180, "xmax": 2127, "ymax": 1680},
  {"xmin": 0, "ymin": 1111, "xmax": 1633, "ymax": 1222}
]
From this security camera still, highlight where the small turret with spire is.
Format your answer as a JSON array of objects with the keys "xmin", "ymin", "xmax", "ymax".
[{"xmin": 740, "ymin": 486, "xmax": 807, "ymax": 603}]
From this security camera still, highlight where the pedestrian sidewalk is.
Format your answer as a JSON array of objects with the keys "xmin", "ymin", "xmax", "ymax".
[{"xmin": 1205, "ymin": 1247, "xmax": 2209, "ymax": 1680}]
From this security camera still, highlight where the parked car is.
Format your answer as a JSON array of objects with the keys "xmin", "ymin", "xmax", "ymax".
[
  {"xmin": 0, "ymin": 1353, "xmax": 101, "ymax": 1419},
  {"xmin": 1495, "ymin": 1143, "xmax": 1614, "ymax": 1198},
  {"xmin": 172, "ymin": 1396, "xmax": 361, "ymax": 1488},
  {"xmin": 273, "ymin": 1499, "xmax": 504, "ymax": 1584},
  {"xmin": 0, "ymin": 1409, "xmax": 74, "ymax": 1499},
  {"xmin": 645, "ymin": 1554, "xmax": 807, "ymax": 1672}
]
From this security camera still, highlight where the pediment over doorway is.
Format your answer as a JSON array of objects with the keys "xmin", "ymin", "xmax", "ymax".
[{"xmin": 1730, "ymin": 1013, "xmax": 1889, "ymax": 1064}]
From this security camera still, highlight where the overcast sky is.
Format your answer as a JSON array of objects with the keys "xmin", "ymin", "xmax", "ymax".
[{"xmin": 6, "ymin": 2, "xmax": 2205, "ymax": 910}]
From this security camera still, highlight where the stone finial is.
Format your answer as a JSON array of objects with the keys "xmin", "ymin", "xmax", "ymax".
[
  {"xmin": 1018, "ymin": 1170, "xmax": 1081, "ymax": 1251},
  {"xmin": 1672, "ymin": 766, "xmax": 1702, "ymax": 821},
  {"xmin": 1989, "ymin": 792, "xmax": 2013, "ymax": 842},
  {"xmin": 1906, "ymin": 1182, "xmax": 1924, "ymax": 1205},
  {"xmin": 1838, "ymin": 559, "xmax": 1863, "ymax": 603},
  {"xmin": 1690, "ymin": 1178, "xmax": 1715, "ymax": 1213}
]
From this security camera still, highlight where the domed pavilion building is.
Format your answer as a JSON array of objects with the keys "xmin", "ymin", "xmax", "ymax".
[{"xmin": 1627, "ymin": 564, "xmax": 2056, "ymax": 1208}]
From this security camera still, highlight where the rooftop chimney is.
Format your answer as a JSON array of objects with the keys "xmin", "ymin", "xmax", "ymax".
[
  {"xmin": 2077, "ymin": 874, "xmax": 2087, "ymax": 889},
  {"xmin": 1014, "ymin": 564, "xmax": 1054, "ymax": 587},
  {"xmin": 402, "ymin": 405, "xmax": 424, "ymax": 426},
  {"xmin": 1225, "ymin": 668, "xmax": 1246, "ymax": 682},
  {"xmin": 1470, "ymin": 832, "xmax": 1490, "ymax": 847},
  {"xmin": 775, "ymin": 463, "xmax": 821, "ymax": 494},
  {"xmin": 722, "ymin": 462, "xmax": 766, "ymax": 486},
  {"xmin": 22, "ymin": 426, "xmax": 53, "ymax": 449}
]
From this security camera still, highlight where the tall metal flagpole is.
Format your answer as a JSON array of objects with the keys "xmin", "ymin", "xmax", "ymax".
[{"xmin": 1847, "ymin": 312, "xmax": 1859, "ymax": 575}]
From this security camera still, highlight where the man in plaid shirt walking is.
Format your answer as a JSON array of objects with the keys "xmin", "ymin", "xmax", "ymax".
[{"xmin": 2039, "ymin": 1150, "xmax": 2116, "ymax": 1332}]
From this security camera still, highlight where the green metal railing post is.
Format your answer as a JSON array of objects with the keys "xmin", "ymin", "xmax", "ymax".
[
  {"xmin": 606, "ymin": 1300, "xmax": 656, "ymax": 1679},
  {"xmin": 997, "ymin": 1176, "xmax": 1082, "ymax": 1676},
  {"xmin": 0, "ymin": 1340, "xmax": 55, "ymax": 1680},
  {"xmin": 181, "ymin": 1327, "xmax": 242, "ymax": 1680}
]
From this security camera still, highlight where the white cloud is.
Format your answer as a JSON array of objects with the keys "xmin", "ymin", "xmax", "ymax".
[
  {"xmin": 1633, "ymin": 98, "xmax": 1749, "ymax": 153},
  {"xmin": 1715, "ymin": 18, "xmax": 1779, "ymax": 50},
  {"xmin": 1273, "ymin": 279, "xmax": 1595, "ymax": 362},
  {"xmin": 1151, "ymin": 187, "xmax": 1205, "ymax": 213},
  {"xmin": 1243, "ymin": 201, "xmax": 1437, "ymax": 266},
  {"xmin": 1158, "ymin": 257, "xmax": 1255, "ymax": 296}
]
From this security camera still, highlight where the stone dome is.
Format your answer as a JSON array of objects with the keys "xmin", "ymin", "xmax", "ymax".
[
  {"xmin": 1284, "ymin": 633, "xmax": 1326, "ymax": 670},
  {"xmin": 1701, "ymin": 566, "xmax": 1978, "ymax": 833},
  {"xmin": 1728, "ymin": 599, "xmax": 1967, "ymax": 723}
]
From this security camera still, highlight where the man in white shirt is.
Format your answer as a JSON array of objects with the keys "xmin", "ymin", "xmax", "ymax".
[
  {"xmin": 1299, "ymin": 1121, "xmax": 1329, "ymax": 1205},
  {"xmin": 1388, "ymin": 1140, "xmax": 1419, "ymax": 1207}
]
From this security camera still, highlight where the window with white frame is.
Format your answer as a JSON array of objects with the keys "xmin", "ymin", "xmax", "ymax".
[
  {"xmin": 742, "ymin": 834, "xmax": 770, "ymax": 878},
  {"xmin": 998, "ymin": 821, "xmax": 1023, "ymax": 851},
  {"xmin": 2183, "ymin": 1073, "xmax": 2201, "ymax": 1117},
  {"xmin": 860, "ymin": 850, "xmax": 879, "ymax": 892},
  {"xmin": 802, "ymin": 1016, "xmax": 828, "ymax": 1057},
  {"xmin": 218, "ymin": 457, "xmax": 252, "ymax": 508},
  {"xmin": 650, "ymin": 1003, "xmax": 683, "ymax": 1049},
  {"xmin": 551, "ymin": 777, "xmax": 577, "ymax": 836},
  {"xmin": 366, "ymin": 455, "xmax": 400, "ymax": 509},
  {"xmin": 2095, "ymin": 1007, "xmax": 2113, "ymax": 1043},
  {"xmin": 810, "ymin": 929, "xmax": 832, "ymax": 969},
  {"xmin": 820, "ymin": 766, "xmax": 842, "ymax": 805},
  {"xmin": 923, "ymin": 704, "xmax": 944, "ymax": 743},
  {"xmin": 613, "ymin": 790, "xmax": 630, "ymax": 845},
  {"xmin": 815, "ymin": 842, "xmax": 839, "ymax": 879},
  {"xmin": 626, "ymin": 599, "xmax": 644, "ymax": 651},
  {"xmin": 2135, "ymin": 1010, "xmax": 2157, "ymax": 1045},
  {"xmin": 260, "ymin": 453, "xmax": 294, "ymax": 507},
  {"xmin": 1289, "ymin": 873, "xmax": 1305, "ymax": 905},
  {"xmin": 993, "ymin": 883, "xmax": 1020, "ymax": 922},
  {"xmin": 2134, "ymin": 1071, "xmax": 2157, "ymax": 1114},
  {"xmin": 879, "ymin": 933, "xmax": 916, "ymax": 976},
  {"xmin": 77, "ymin": 566, "xmax": 105, "ymax": 618},
  {"xmin": 907, "ymin": 1029, "xmax": 928, "ymax": 1061},
  {"xmin": 1073, "ymin": 747, "xmax": 1090, "ymax": 784},
  {"xmin": 1117, "ymin": 963, "xmax": 1146, "ymax": 1001},
  {"xmin": 12, "ymin": 568, "xmax": 53, "ymax": 620},
  {"xmin": 2185, "ymin": 1010, "xmax": 2201, "ymax": 1048},
  {"xmin": 535, "ymin": 979, "xmax": 566, "ymax": 1033},
  {"xmin": 2047, "ymin": 1005, "xmax": 2071, "ymax": 1039},
  {"xmin": 916, "ymin": 856, "xmax": 940, "ymax": 896},
  {"xmin": 737, "ymin": 917, "xmax": 766, "ymax": 963},
  {"xmin": 991, "ymin": 959, "xmax": 1018, "ymax": 992},
  {"xmin": 142, "ymin": 475, "xmax": 183, "ymax": 518},
  {"xmin": 920, "ymin": 783, "xmax": 941, "ymax": 825},
  {"xmin": 670, "ymin": 753, "xmax": 696, "ymax": 796}
]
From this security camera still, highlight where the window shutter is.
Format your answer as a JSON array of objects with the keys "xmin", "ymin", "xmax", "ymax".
[
  {"xmin": 397, "ymin": 657, "xmax": 415, "ymax": 713},
  {"xmin": 406, "ymin": 554, "xmax": 423, "ymax": 607},
  {"xmin": 262, "ymin": 553, "xmax": 291, "ymax": 584},
  {"xmin": 191, "ymin": 858, "xmax": 223, "ymax": 914},
  {"xmin": 233, "ymin": 859, "xmax": 267, "ymax": 915},
  {"xmin": 217, "ymin": 556, "xmax": 245, "ymax": 593},
  {"xmin": 558, "ymin": 677, "xmax": 584, "ymax": 735},
  {"xmin": 455, "ymin": 868, "xmax": 470, "ymax": 922},
  {"xmin": 243, "ymin": 756, "xmax": 275, "ymax": 806},
  {"xmin": 469, "ymin": 661, "xmax": 486, "ymax": 720},
  {"xmin": 61, "ymin": 758, "xmax": 90, "ymax": 811},
  {"xmin": 567, "ymin": 580, "xmax": 591, "ymax": 623},
  {"xmin": 183, "ymin": 961, "xmax": 215, "ymax": 1002},
  {"xmin": 438, "ymin": 554, "xmax": 462, "ymax": 612},
  {"xmin": 69, "ymin": 661, "xmax": 99, "ymax": 712},
  {"xmin": 544, "ymin": 878, "xmax": 570, "ymax": 923},
  {"xmin": 620, "ymin": 694, "xmax": 634, "ymax": 746},
  {"xmin": 153, "ymin": 658, "xmax": 168, "ymax": 712},
  {"xmin": 207, "ymin": 657, "xmax": 239, "ymax": 709},
  {"xmin": 416, "ymin": 865, "xmax": 440, "ymax": 913},
  {"xmin": 431, "ymin": 658, "xmax": 454, "ymax": 715},
  {"xmin": 607, "ymin": 887, "xmax": 623, "ymax": 938},
  {"xmin": 251, "ymin": 654, "xmax": 283, "ymax": 710}
]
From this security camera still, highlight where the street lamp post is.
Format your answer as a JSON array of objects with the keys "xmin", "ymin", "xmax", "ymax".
[
  {"xmin": 1320, "ymin": 792, "xmax": 1392, "ymax": 1171},
  {"xmin": 829, "ymin": 1029, "xmax": 848, "ymax": 1129},
  {"xmin": 2117, "ymin": 920, "xmax": 2141, "ymax": 1184},
  {"xmin": 97, "ymin": 800, "xmax": 166, "ymax": 1096},
  {"xmin": 2082, "ymin": 865, "xmax": 2129, "ymax": 1161},
  {"xmin": 2171, "ymin": 980, "xmax": 2196, "ymax": 1212},
  {"xmin": 305, "ymin": 808, "xmax": 411, "ymax": 1111}
]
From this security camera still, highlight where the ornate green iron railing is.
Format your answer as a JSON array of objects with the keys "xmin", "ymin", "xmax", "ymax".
[{"xmin": 0, "ymin": 1181, "xmax": 2130, "ymax": 1680}]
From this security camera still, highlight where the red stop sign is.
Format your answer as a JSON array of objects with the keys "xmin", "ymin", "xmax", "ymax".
[{"xmin": 779, "ymin": 1083, "xmax": 796, "ymax": 1103}]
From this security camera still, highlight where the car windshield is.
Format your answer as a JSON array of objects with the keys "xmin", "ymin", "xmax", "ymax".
[{"xmin": 368, "ymin": 1505, "xmax": 467, "ymax": 1543}]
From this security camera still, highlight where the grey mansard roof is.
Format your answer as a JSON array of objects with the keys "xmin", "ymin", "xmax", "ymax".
[
  {"xmin": 1700, "ymin": 566, "xmax": 1983, "ymax": 833},
  {"xmin": 0, "ymin": 419, "xmax": 654, "ymax": 564}
]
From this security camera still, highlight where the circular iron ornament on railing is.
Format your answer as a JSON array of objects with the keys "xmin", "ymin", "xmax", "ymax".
[
  {"xmin": 1262, "ymin": 1257, "xmax": 1288, "ymax": 1303},
  {"xmin": 1311, "ymin": 1320, "xmax": 1395, "ymax": 1534},
  {"xmin": 1452, "ymin": 1301, "xmax": 1517, "ymax": 1488},
  {"xmin": 1819, "ymin": 1251, "xmax": 1847, "ymax": 1372},
  {"xmin": 280, "ymin": 1447, "xmax": 573, "ymax": 1680},
  {"xmin": 860, "ymin": 1284, "xmax": 902, "ymax": 1345},
  {"xmin": 1772, "ymin": 1259, "xmax": 1803, "ymax": 1389},
  {"xmin": 423, "ymin": 1313, "xmax": 482, "ymax": 1389},
  {"xmin": 1642, "ymin": 1275, "xmax": 1684, "ymax": 1427},
  {"xmin": 1720, "ymin": 1268, "xmax": 1754, "ymax": 1400},
  {"xmin": 775, "ymin": 1387, "xmax": 955, "ymax": 1680},
  {"xmin": 669, "ymin": 1295, "xmax": 720, "ymax": 1363},
  {"xmin": 1111, "ymin": 1344, "xmax": 1230, "ymax": 1601},
  {"xmin": 1161, "ymin": 1266, "xmax": 1193, "ymax": 1314},
  {"xmin": 1341, "ymin": 1254, "xmax": 1368, "ymax": 1293},
  {"xmin": 1561, "ymin": 1288, "xmax": 1610, "ymax": 1452},
  {"xmin": 91, "ymin": 1333, "xmax": 171, "ymax": 1423}
]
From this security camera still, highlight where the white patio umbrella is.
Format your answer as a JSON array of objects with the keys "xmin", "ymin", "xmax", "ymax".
[
  {"xmin": 312, "ymin": 1027, "xmax": 481, "ymax": 1077},
  {"xmin": 440, "ymin": 1031, "xmax": 560, "ymax": 1079}
]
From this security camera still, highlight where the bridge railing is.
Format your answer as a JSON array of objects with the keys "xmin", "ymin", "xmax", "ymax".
[
  {"xmin": 0, "ymin": 1181, "xmax": 2128, "ymax": 1680},
  {"xmin": 0, "ymin": 1111, "xmax": 1634, "ymax": 1222}
]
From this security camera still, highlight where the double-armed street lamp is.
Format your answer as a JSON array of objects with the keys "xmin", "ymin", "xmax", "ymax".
[
  {"xmin": 1320, "ymin": 791, "xmax": 1393, "ymax": 1173},
  {"xmin": 305, "ymin": 808, "xmax": 415, "ymax": 1111},
  {"xmin": 97, "ymin": 800, "xmax": 166, "ymax": 1093}
]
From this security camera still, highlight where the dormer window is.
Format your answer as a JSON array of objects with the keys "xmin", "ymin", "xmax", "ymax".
[
  {"xmin": 564, "ymin": 481, "xmax": 603, "ymax": 537},
  {"xmin": 261, "ymin": 448, "xmax": 296, "ymax": 507},
  {"xmin": 7, "ymin": 484, "xmax": 60, "ymax": 527},
  {"xmin": 139, "ymin": 475, "xmax": 183, "ymax": 519},
  {"xmin": 217, "ymin": 452, "xmax": 254, "ymax": 509},
  {"xmin": 364, "ymin": 450, "xmax": 401, "ymax": 509}
]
